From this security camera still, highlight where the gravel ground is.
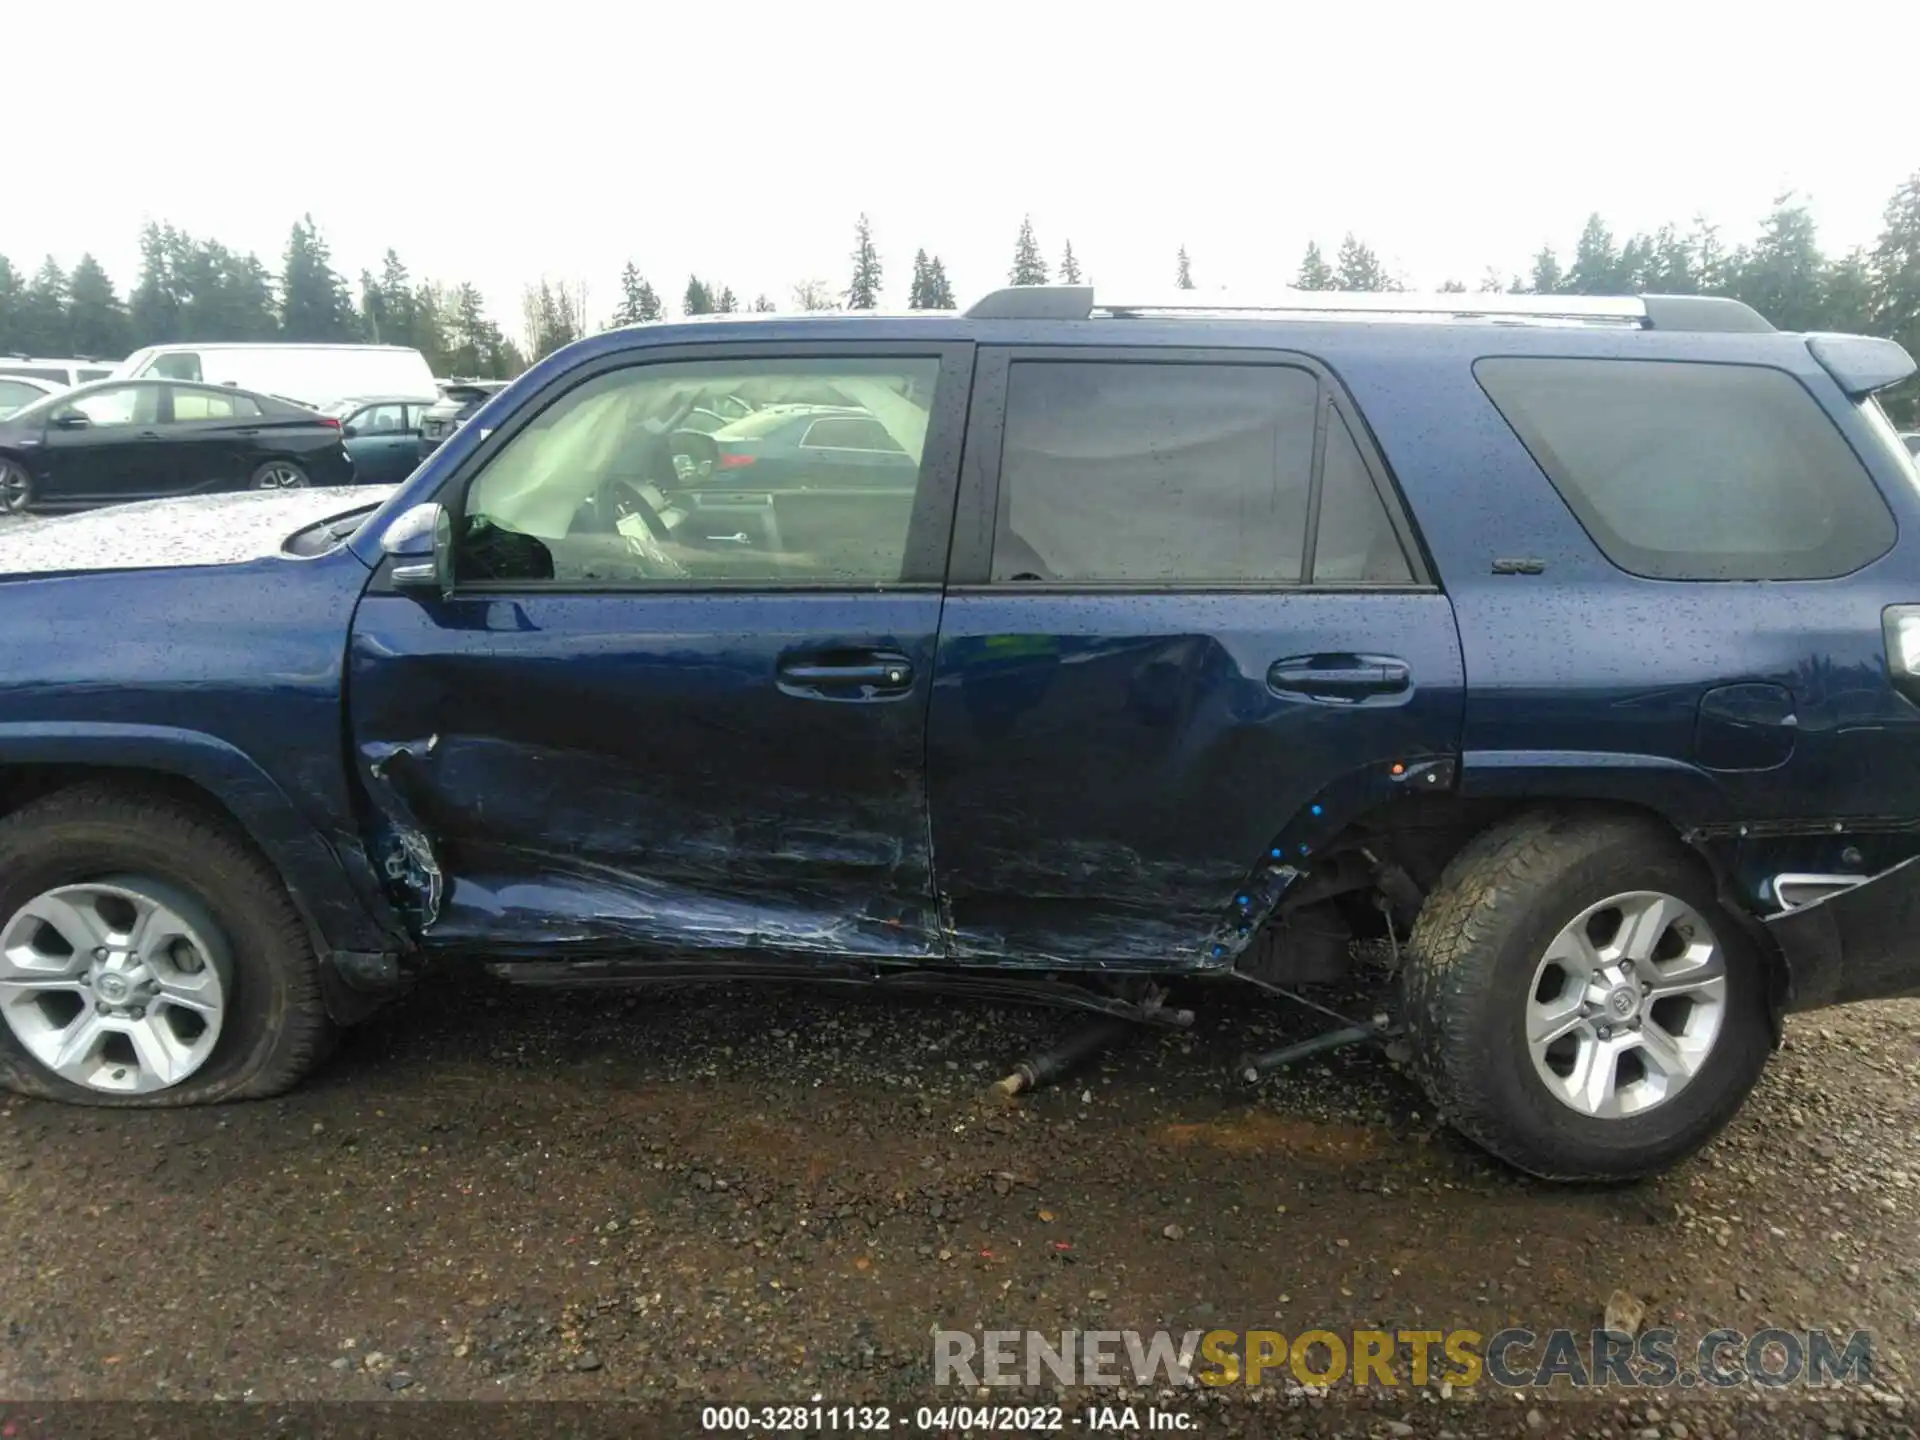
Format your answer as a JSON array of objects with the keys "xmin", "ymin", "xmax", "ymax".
[{"xmin": 0, "ymin": 968, "xmax": 1916, "ymax": 1438}]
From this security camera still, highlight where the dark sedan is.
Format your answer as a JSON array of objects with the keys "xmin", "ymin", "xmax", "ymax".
[
  {"xmin": 0, "ymin": 379, "xmax": 355, "ymax": 514},
  {"xmin": 418, "ymin": 380, "xmax": 508, "ymax": 452},
  {"xmin": 668, "ymin": 403, "xmax": 919, "ymax": 490}
]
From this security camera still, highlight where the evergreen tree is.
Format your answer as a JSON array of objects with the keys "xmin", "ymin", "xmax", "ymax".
[
  {"xmin": 371, "ymin": 250, "xmax": 420, "ymax": 350},
  {"xmin": 1294, "ymin": 242, "xmax": 1334, "ymax": 290},
  {"xmin": 926, "ymin": 256, "xmax": 955, "ymax": 310},
  {"xmin": 1438, "ymin": 279, "xmax": 1468, "ymax": 293},
  {"xmin": 280, "ymin": 215, "xmax": 357, "ymax": 340},
  {"xmin": 715, "ymin": 287, "xmax": 738, "ymax": 313},
  {"xmin": 1176, "ymin": 245, "xmax": 1195, "ymax": 289},
  {"xmin": 612, "ymin": 263, "xmax": 663, "ymax": 326},
  {"xmin": 65, "ymin": 253, "xmax": 128, "ymax": 359},
  {"xmin": 0, "ymin": 254, "xmax": 18, "ymax": 353},
  {"xmin": 523, "ymin": 280, "xmax": 585, "ymax": 360},
  {"xmin": 14, "ymin": 258, "xmax": 69, "ymax": 356},
  {"xmin": 1871, "ymin": 172, "xmax": 1920, "ymax": 423},
  {"xmin": 129, "ymin": 221, "xmax": 184, "ymax": 344},
  {"xmin": 1618, "ymin": 232, "xmax": 1655, "ymax": 292},
  {"xmin": 1334, "ymin": 234, "xmax": 1388, "ymax": 291},
  {"xmin": 1647, "ymin": 224, "xmax": 1698, "ymax": 293},
  {"xmin": 1690, "ymin": 218, "xmax": 1730, "ymax": 294},
  {"xmin": 907, "ymin": 249, "xmax": 936, "ymax": 309},
  {"xmin": 1479, "ymin": 268, "xmax": 1507, "ymax": 293},
  {"xmin": 1059, "ymin": 240, "xmax": 1082, "ymax": 285},
  {"xmin": 846, "ymin": 213, "xmax": 883, "ymax": 309},
  {"xmin": 1528, "ymin": 245, "xmax": 1564, "ymax": 295},
  {"xmin": 751, "ymin": 294, "xmax": 776, "ymax": 313},
  {"xmin": 359, "ymin": 269, "xmax": 389, "ymax": 343},
  {"xmin": 1009, "ymin": 215, "xmax": 1048, "ymax": 285},
  {"xmin": 1563, "ymin": 214, "xmax": 1624, "ymax": 294},
  {"xmin": 178, "ymin": 240, "xmax": 278, "ymax": 341},
  {"xmin": 684, "ymin": 275, "xmax": 716, "ymax": 315},
  {"xmin": 412, "ymin": 282, "xmax": 451, "ymax": 373},
  {"xmin": 1734, "ymin": 193, "xmax": 1826, "ymax": 332},
  {"xmin": 1822, "ymin": 249, "xmax": 1877, "ymax": 337}
]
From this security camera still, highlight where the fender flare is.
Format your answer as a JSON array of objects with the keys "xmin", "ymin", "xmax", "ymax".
[{"xmin": 0, "ymin": 721, "xmax": 405, "ymax": 961}]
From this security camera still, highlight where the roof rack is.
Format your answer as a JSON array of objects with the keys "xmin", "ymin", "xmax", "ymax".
[{"xmin": 962, "ymin": 285, "xmax": 1773, "ymax": 333}]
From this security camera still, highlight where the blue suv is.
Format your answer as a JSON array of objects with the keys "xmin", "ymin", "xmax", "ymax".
[{"xmin": 0, "ymin": 284, "xmax": 1915, "ymax": 1183}]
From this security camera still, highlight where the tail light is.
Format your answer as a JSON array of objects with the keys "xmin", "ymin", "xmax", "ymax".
[
  {"xmin": 718, "ymin": 452, "xmax": 756, "ymax": 469},
  {"xmin": 1884, "ymin": 605, "xmax": 1920, "ymax": 704},
  {"xmin": 317, "ymin": 416, "xmax": 341, "ymax": 430}
]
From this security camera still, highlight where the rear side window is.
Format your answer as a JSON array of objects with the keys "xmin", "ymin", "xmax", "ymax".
[
  {"xmin": 149, "ymin": 352, "xmax": 204, "ymax": 382},
  {"xmin": 993, "ymin": 360, "xmax": 1411, "ymax": 585},
  {"xmin": 1476, "ymin": 358, "xmax": 1895, "ymax": 581}
]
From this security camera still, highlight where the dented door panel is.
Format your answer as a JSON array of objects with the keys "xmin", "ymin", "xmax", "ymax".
[{"xmin": 347, "ymin": 590, "xmax": 946, "ymax": 959}]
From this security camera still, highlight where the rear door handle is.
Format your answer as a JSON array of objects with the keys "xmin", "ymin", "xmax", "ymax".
[
  {"xmin": 1268, "ymin": 654, "xmax": 1412, "ymax": 703},
  {"xmin": 777, "ymin": 650, "xmax": 915, "ymax": 701}
]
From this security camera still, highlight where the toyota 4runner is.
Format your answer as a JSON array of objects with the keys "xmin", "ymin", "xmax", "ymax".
[{"xmin": 0, "ymin": 284, "xmax": 1916, "ymax": 1182}]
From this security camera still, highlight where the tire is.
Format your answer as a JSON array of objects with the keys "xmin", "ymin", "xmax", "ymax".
[
  {"xmin": 0, "ymin": 458, "xmax": 32, "ymax": 513},
  {"xmin": 0, "ymin": 785, "xmax": 333, "ymax": 1106},
  {"xmin": 249, "ymin": 459, "xmax": 309, "ymax": 491},
  {"xmin": 1400, "ymin": 810, "xmax": 1771, "ymax": 1181}
]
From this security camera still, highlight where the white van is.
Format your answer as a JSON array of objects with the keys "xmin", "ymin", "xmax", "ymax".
[{"xmin": 111, "ymin": 343, "xmax": 438, "ymax": 411}]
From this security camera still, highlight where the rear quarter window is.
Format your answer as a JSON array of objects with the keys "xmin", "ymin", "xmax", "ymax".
[{"xmin": 1475, "ymin": 357, "xmax": 1896, "ymax": 581}]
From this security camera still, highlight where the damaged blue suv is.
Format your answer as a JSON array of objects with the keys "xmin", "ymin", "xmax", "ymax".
[{"xmin": 1, "ymin": 284, "xmax": 1917, "ymax": 1182}]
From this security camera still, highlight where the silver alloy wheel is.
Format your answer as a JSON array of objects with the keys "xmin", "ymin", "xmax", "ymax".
[
  {"xmin": 0, "ymin": 461, "xmax": 29, "ymax": 513},
  {"xmin": 1525, "ymin": 889, "xmax": 1728, "ymax": 1119},
  {"xmin": 0, "ymin": 878, "xmax": 230, "ymax": 1094},
  {"xmin": 253, "ymin": 463, "xmax": 307, "ymax": 490}
]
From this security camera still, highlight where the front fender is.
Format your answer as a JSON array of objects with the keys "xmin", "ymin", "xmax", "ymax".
[{"xmin": 0, "ymin": 721, "xmax": 405, "ymax": 961}]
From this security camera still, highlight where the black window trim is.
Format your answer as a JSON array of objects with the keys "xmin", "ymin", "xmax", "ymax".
[
  {"xmin": 373, "ymin": 338, "xmax": 976, "ymax": 599},
  {"xmin": 945, "ymin": 344, "xmax": 1436, "ymax": 593}
]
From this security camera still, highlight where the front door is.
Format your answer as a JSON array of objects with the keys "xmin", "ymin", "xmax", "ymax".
[
  {"xmin": 346, "ymin": 402, "xmax": 421, "ymax": 484},
  {"xmin": 927, "ymin": 346, "xmax": 1466, "ymax": 968},
  {"xmin": 348, "ymin": 341, "xmax": 972, "ymax": 962},
  {"xmin": 39, "ymin": 383, "xmax": 172, "ymax": 504}
]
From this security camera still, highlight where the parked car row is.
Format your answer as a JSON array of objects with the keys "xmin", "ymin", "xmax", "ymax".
[
  {"xmin": 0, "ymin": 378, "xmax": 358, "ymax": 512},
  {"xmin": 0, "ymin": 344, "xmax": 515, "ymax": 513}
]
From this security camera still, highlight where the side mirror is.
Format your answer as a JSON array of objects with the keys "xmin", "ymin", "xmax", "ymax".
[
  {"xmin": 52, "ymin": 412, "xmax": 90, "ymax": 430},
  {"xmin": 381, "ymin": 501, "xmax": 454, "ymax": 600},
  {"xmin": 342, "ymin": 424, "xmax": 360, "ymax": 438}
]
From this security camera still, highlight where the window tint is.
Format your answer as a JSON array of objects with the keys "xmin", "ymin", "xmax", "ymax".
[
  {"xmin": 78, "ymin": 369, "xmax": 112, "ymax": 383},
  {"xmin": 1313, "ymin": 412, "xmax": 1412, "ymax": 582},
  {"xmin": 994, "ymin": 361, "xmax": 1318, "ymax": 583},
  {"xmin": 459, "ymin": 357, "xmax": 942, "ymax": 587},
  {"xmin": 801, "ymin": 416, "xmax": 903, "ymax": 452},
  {"xmin": 1477, "ymin": 358, "xmax": 1896, "ymax": 581},
  {"xmin": 171, "ymin": 389, "xmax": 259, "ymax": 421},
  {"xmin": 0, "ymin": 366, "xmax": 68, "ymax": 383},
  {"xmin": 149, "ymin": 352, "xmax": 203, "ymax": 382}
]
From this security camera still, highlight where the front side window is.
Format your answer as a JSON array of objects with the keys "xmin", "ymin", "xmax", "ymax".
[
  {"xmin": 1476, "ymin": 358, "xmax": 1896, "ymax": 581},
  {"xmin": 458, "ymin": 357, "xmax": 943, "ymax": 587},
  {"xmin": 56, "ymin": 385, "xmax": 155, "ymax": 428},
  {"xmin": 148, "ymin": 352, "xmax": 203, "ymax": 382},
  {"xmin": 992, "ymin": 360, "xmax": 1410, "ymax": 585}
]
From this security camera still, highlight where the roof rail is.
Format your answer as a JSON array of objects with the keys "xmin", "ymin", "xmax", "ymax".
[{"xmin": 962, "ymin": 285, "xmax": 1773, "ymax": 333}]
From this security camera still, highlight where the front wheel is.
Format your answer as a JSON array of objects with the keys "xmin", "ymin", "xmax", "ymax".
[
  {"xmin": 0, "ymin": 786, "xmax": 334, "ymax": 1105},
  {"xmin": 0, "ymin": 458, "xmax": 33, "ymax": 513},
  {"xmin": 249, "ymin": 460, "xmax": 309, "ymax": 491},
  {"xmin": 1400, "ymin": 811, "xmax": 1772, "ymax": 1181}
]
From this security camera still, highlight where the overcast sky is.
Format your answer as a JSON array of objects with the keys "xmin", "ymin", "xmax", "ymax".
[{"xmin": 12, "ymin": 1, "xmax": 1920, "ymax": 334}]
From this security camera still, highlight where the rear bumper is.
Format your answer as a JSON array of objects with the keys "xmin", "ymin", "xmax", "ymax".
[{"xmin": 1768, "ymin": 856, "xmax": 1920, "ymax": 1011}]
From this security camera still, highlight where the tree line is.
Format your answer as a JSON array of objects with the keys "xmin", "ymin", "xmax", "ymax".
[{"xmin": 1, "ymin": 171, "xmax": 1915, "ymax": 420}]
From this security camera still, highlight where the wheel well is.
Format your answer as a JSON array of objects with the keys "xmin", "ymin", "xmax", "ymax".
[
  {"xmin": 0, "ymin": 763, "xmax": 326, "ymax": 943},
  {"xmin": 1265, "ymin": 794, "xmax": 1790, "ymax": 1022}
]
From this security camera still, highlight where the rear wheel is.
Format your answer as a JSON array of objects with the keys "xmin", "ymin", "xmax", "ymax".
[
  {"xmin": 0, "ymin": 786, "xmax": 333, "ymax": 1106},
  {"xmin": 249, "ymin": 460, "xmax": 309, "ymax": 491},
  {"xmin": 1400, "ymin": 811, "xmax": 1771, "ymax": 1180},
  {"xmin": 0, "ymin": 459, "xmax": 32, "ymax": 513}
]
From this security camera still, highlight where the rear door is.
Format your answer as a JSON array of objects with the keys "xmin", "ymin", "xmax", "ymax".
[
  {"xmin": 345, "ymin": 402, "xmax": 418, "ymax": 482},
  {"xmin": 347, "ymin": 341, "xmax": 972, "ymax": 959},
  {"xmin": 926, "ymin": 345, "xmax": 1466, "ymax": 967},
  {"xmin": 162, "ymin": 385, "xmax": 265, "ymax": 492}
]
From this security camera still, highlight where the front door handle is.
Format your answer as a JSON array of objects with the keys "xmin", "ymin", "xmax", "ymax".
[
  {"xmin": 1268, "ymin": 654, "xmax": 1412, "ymax": 703},
  {"xmin": 777, "ymin": 650, "xmax": 915, "ymax": 702}
]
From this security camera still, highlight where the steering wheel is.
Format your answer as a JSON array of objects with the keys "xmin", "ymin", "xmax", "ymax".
[{"xmin": 595, "ymin": 475, "xmax": 671, "ymax": 539}]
